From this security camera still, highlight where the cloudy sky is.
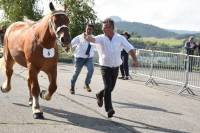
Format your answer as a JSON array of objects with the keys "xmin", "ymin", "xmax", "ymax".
[
  {"xmin": 24, "ymin": 0, "xmax": 200, "ymax": 31},
  {"xmin": 93, "ymin": 0, "xmax": 200, "ymax": 31}
]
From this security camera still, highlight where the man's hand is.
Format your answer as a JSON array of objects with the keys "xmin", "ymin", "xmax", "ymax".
[
  {"xmin": 84, "ymin": 33, "xmax": 95, "ymax": 43},
  {"xmin": 129, "ymin": 49, "xmax": 139, "ymax": 67},
  {"xmin": 132, "ymin": 59, "xmax": 139, "ymax": 67}
]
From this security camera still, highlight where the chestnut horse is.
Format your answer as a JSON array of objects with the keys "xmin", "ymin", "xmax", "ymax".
[{"xmin": 0, "ymin": 2, "xmax": 71, "ymax": 119}]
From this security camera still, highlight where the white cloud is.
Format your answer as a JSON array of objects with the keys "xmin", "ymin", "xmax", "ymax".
[{"xmin": 94, "ymin": 0, "xmax": 200, "ymax": 31}]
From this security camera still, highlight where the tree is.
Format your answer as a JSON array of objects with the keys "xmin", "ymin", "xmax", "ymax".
[
  {"xmin": 0, "ymin": 0, "xmax": 42, "ymax": 27},
  {"xmin": 56, "ymin": 0, "xmax": 100, "ymax": 38},
  {"xmin": 0, "ymin": 0, "xmax": 102, "ymax": 37}
]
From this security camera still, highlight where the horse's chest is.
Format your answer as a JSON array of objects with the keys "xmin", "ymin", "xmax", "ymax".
[
  {"xmin": 31, "ymin": 47, "xmax": 57, "ymax": 59},
  {"xmin": 30, "ymin": 47, "xmax": 58, "ymax": 68}
]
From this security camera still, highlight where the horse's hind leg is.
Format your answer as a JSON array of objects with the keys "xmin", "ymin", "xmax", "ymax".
[
  {"xmin": 40, "ymin": 65, "xmax": 57, "ymax": 101},
  {"xmin": 27, "ymin": 77, "xmax": 33, "ymax": 106},
  {"xmin": 1, "ymin": 52, "xmax": 14, "ymax": 93}
]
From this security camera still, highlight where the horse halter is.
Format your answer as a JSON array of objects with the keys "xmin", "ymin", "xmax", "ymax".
[{"xmin": 48, "ymin": 11, "xmax": 69, "ymax": 46}]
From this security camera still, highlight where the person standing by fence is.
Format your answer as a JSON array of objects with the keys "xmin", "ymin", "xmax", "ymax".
[
  {"xmin": 118, "ymin": 32, "xmax": 131, "ymax": 80},
  {"xmin": 69, "ymin": 24, "xmax": 95, "ymax": 94},
  {"xmin": 184, "ymin": 36, "xmax": 197, "ymax": 72}
]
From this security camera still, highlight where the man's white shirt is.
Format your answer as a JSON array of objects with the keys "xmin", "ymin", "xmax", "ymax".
[
  {"xmin": 71, "ymin": 33, "xmax": 95, "ymax": 58},
  {"xmin": 94, "ymin": 33, "xmax": 134, "ymax": 67}
]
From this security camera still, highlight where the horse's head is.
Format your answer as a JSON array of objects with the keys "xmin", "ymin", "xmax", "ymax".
[{"xmin": 49, "ymin": 2, "xmax": 71, "ymax": 51}]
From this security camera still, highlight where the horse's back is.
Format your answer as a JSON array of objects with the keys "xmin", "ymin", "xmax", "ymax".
[{"xmin": 5, "ymin": 22, "xmax": 29, "ymax": 37}]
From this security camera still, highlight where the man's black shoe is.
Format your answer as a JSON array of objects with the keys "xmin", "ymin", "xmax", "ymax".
[
  {"xmin": 118, "ymin": 76, "xmax": 124, "ymax": 79},
  {"xmin": 96, "ymin": 94, "xmax": 103, "ymax": 107},
  {"xmin": 70, "ymin": 87, "xmax": 75, "ymax": 94},
  {"xmin": 107, "ymin": 109, "xmax": 115, "ymax": 118},
  {"xmin": 84, "ymin": 84, "xmax": 92, "ymax": 92},
  {"xmin": 123, "ymin": 76, "xmax": 129, "ymax": 80}
]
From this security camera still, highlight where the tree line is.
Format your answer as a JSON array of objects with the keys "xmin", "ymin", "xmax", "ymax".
[{"xmin": 0, "ymin": 0, "xmax": 102, "ymax": 38}]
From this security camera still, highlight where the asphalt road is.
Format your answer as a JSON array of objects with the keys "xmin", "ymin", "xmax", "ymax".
[{"xmin": 0, "ymin": 63, "xmax": 200, "ymax": 133}]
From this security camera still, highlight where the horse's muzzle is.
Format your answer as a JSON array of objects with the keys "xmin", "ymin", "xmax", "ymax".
[
  {"xmin": 61, "ymin": 44, "xmax": 70, "ymax": 52},
  {"xmin": 64, "ymin": 46, "xmax": 70, "ymax": 52}
]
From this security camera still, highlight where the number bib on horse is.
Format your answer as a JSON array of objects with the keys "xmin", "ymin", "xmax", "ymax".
[{"xmin": 43, "ymin": 48, "xmax": 55, "ymax": 58}]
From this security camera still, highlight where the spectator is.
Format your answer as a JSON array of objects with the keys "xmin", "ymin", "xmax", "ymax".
[
  {"xmin": 118, "ymin": 32, "xmax": 131, "ymax": 80},
  {"xmin": 185, "ymin": 36, "xmax": 197, "ymax": 55},
  {"xmin": 184, "ymin": 36, "xmax": 197, "ymax": 72}
]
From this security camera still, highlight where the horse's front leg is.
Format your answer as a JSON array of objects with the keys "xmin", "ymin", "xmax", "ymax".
[
  {"xmin": 40, "ymin": 65, "xmax": 57, "ymax": 101},
  {"xmin": 28, "ymin": 65, "xmax": 44, "ymax": 119}
]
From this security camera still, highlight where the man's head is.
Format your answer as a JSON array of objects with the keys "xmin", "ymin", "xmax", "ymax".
[
  {"xmin": 102, "ymin": 18, "xmax": 114, "ymax": 30},
  {"xmin": 189, "ymin": 36, "xmax": 194, "ymax": 42},
  {"xmin": 102, "ymin": 18, "xmax": 115, "ymax": 35},
  {"xmin": 122, "ymin": 31, "xmax": 131, "ymax": 39},
  {"xmin": 85, "ymin": 24, "xmax": 94, "ymax": 35}
]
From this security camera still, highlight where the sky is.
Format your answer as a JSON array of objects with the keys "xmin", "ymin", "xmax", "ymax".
[
  {"xmin": 1, "ymin": 0, "xmax": 199, "ymax": 31},
  {"xmin": 93, "ymin": 0, "xmax": 200, "ymax": 31}
]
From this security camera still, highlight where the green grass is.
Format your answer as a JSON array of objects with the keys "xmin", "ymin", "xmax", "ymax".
[{"xmin": 141, "ymin": 37, "xmax": 184, "ymax": 46}]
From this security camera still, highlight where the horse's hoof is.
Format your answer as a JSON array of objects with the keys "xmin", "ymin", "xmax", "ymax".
[
  {"xmin": 33, "ymin": 112, "xmax": 44, "ymax": 119},
  {"xmin": 28, "ymin": 102, "xmax": 32, "ymax": 106},
  {"xmin": 28, "ymin": 98, "xmax": 33, "ymax": 106},
  {"xmin": 40, "ymin": 90, "xmax": 46, "ymax": 99},
  {"xmin": 40, "ymin": 90, "xmax": 51, "ymax": 101},
  {"xmin": 0, "ymin": 86, "xmax": 8, "ymax": 93},
  {"xmin": 0, "ymin": 86, "xmax": 3, "ymax": 92}
]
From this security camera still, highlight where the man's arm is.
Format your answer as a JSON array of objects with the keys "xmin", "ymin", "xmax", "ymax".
[
  {"xmin": 84, "ymin": 33, "xmax": 96, "ymax": 43},
  {"xmin": 128, "ymin": 49, "xmax": 138, "ymax": 67}
]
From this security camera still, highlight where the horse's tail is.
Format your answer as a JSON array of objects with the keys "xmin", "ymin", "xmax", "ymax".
[
  {"xmin": 0, "ymin": 28, "xmax": 8, "ymax": 72},
  {"xmin": 0, "ymin": 41, "xmax": 5, "ymax": 72},
  {"xmin": 0, "ymin": 57, "xmax": 5, "ymax": 72}
]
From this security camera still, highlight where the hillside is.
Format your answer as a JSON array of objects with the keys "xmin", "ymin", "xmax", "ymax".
[
  {"xmin": 115, "ymin": 21, "xmax": 178, "ymax": 38},
  {"xmin": 168, "ymin": 29, "xmax": 200, "ymax": 34}
]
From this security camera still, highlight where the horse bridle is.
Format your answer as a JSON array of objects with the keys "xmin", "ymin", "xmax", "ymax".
[{"xmin": 48, "ymin": 11, "xmax": 69, "ymax": 46}]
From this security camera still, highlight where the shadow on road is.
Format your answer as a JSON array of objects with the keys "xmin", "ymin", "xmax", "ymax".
[
  {"xmin": 115, "ymin": 116, "xmax": 189, "ymax": 133},
  {"xmin": 76, "ymin": 94, "xmax": 183, "ymax": 115},
  {"xmin": 12, "ymin": 102, "xmax": 188, "ymax": 133},
  {"xmin": 42, "ymin": 106, "xmax": 140, "ymax": 133},
  {"xmin": 43, "ymin": 106, "xmax": 188, "ymax": 133}
]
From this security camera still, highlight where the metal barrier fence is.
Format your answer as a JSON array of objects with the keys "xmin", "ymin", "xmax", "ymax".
[
  {"xmin": 132, "ymin": 49, "xmax": 200, "ymax": 95},
  {"xmin": 92, "ymin": 49, "xmax": 200, "ymax": 95}
]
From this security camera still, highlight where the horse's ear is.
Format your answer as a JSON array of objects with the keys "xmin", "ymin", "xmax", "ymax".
[
  {"xmin": 49, "ymin": 2, "xmax": 55, "ymax": 11},
  {"xmin": 64, "ymin": 4, "xmax": 67, "ymax": 11}
]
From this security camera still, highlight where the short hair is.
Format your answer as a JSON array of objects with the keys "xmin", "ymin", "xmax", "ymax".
[
  {"xmin": 189, "ymin": 36, "xmax": 194, "ymax": 41},
  {"xmin": 103, "ymin": 18, "xmax": 115, "ymax": 30},
  {"xmin": 86, "ymin": 23, "xmax": 94, "ymax": 29},
  {"xmin": 122, "ymin": 31, "xmax": 131, "ymax": 39}
]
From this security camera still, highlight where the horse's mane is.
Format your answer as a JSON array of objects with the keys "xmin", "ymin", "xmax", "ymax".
[
  {"xmin": 20, "ymin": 10, "xmax": 67, "ymax": 40},
  {"xmin": 32, "ymin": 10, "xmax": 67, "ymax": 31},
  {"xmin": 23, "ymin": 18, "xmax": 36, "ymax": 26},
  {"xmin": 24, "ymin": 10, "xmax": 67, "ymax": 27}
]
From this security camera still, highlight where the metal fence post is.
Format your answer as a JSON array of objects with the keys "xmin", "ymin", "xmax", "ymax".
[
  {"xmin": 145, "ymin": 50, "xmax": 158, "ymax": 86},
  {"xmin": 178, "ymin": 55, "xmax": 195, "ymax": 95}
]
